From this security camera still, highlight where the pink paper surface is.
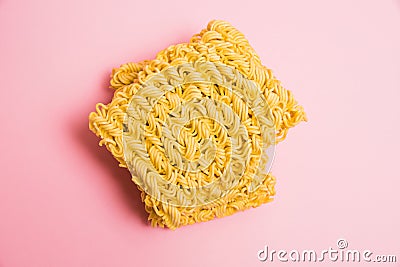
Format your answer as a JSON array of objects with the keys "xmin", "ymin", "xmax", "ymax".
[{"xmin": 0, "ymin": 0, "xmax": 399, "ymax": 266}]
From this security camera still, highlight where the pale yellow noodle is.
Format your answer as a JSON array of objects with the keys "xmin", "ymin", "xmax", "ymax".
[{"xmin": 89, "ymin": 20, "xmax": 307, "ymax": 229}]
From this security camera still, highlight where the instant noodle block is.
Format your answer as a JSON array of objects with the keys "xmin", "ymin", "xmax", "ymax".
[{"xmin": 89, "ymin": 20, "xmax": 307, "ymax": 229}]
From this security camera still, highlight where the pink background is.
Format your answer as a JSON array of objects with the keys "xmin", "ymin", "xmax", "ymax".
[{"xmin": 1, "ymin": 0, "xmax": 399, "ymax": 266}]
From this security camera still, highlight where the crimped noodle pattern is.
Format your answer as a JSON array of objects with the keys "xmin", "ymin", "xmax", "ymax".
[{"xmin": 89, "ymin": 20, "xmax": 306, "ymax": 229}]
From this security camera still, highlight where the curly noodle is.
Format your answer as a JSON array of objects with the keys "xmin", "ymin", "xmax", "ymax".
[{"xmin": 89, "ymin": 20, "xmax": 306, "ymax": 229}]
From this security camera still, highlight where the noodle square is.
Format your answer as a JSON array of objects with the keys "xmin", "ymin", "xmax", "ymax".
[{"xmin": 89, "ymin": 20, "xmax": 306, "ymax": 229}]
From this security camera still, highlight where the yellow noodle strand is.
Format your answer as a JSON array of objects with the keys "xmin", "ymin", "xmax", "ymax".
[{"xmin": 89, "ymin": 20, "xmax": 306, "ymax": 229}]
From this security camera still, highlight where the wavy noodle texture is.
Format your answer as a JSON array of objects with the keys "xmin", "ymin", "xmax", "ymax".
[{"xmin": 89, "ymin": 20, "xmax": 307, "ymax": 229}]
